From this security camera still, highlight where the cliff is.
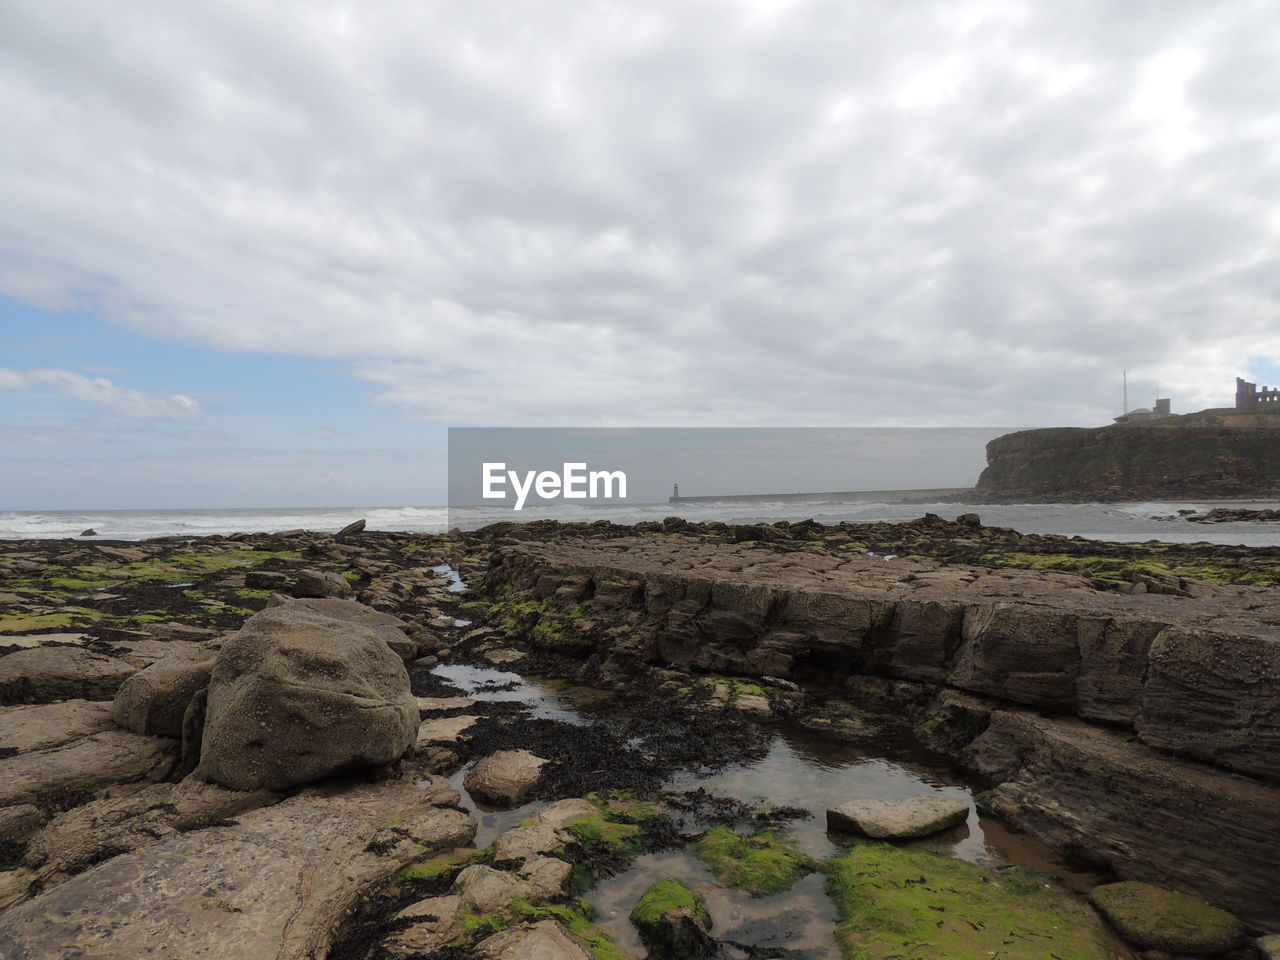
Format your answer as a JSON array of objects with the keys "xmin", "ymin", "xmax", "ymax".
[{"xmin": 975, "ymin": 411, "xmax": 1280, "ymax": 501}]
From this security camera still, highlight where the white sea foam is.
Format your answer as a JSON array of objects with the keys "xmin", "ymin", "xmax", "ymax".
[{"xmin": 4, "ymin": 500, "xmax": 1280, "ymax": 546}]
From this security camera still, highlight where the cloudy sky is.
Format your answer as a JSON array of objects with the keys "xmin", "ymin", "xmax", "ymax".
[{"xmin": 2, "ymin": 0, "xmax": 1278, "ymax": 508}]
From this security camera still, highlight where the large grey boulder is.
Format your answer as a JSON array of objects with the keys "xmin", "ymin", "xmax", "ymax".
[
  {"xmin": 196, "ymin": 605, "xmax": 418, "ymax": 791},
  {"xmin": 826, "ymin": 794, "xmax": 969, "ymax": 839},
  {"xmin": 268, "ymin": 596, "xmax": 418, "ymax": 661},
  {"xmin": 111, "ymin": 645, "xmax": 218, "ymax": 737}
]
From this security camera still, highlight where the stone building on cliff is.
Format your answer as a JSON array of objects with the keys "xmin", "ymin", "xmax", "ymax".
[{"xmin": 1235, "ymin": 377, "xmax": 1280, "ymax": 412}]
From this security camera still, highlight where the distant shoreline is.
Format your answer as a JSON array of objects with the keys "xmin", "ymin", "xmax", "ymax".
[{"xmin": 669, "ymin": 487, "xmax": 974, "ymax": 505}]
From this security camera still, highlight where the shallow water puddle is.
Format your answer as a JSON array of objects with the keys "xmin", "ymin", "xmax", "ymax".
[
  {"xmin": 429, "ymin": 662, "xmax": 1108, "ymax": 958},
  {"xmin": 432, "ymin": 662, "xmax": 596, "ymax": 724},
  {"xmin": 668, "ymin": 724, "xmax": 980, "ymax": 863},
  {"xmin": 588, "ymin": 849, "xmax": 841, "ymax": 959},
  {"xmin": 431, "ymin": 563, "xmax": 468, "ymax": 593}
]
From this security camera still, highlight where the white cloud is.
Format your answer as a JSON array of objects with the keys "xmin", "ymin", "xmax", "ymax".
[
  {"xmin": 0, "ymin": 367, "xmax": 201, "ymax": 421},
  {"xmin": 0, "ymin": 0, "xmax": 1278, "ymax": 427}
]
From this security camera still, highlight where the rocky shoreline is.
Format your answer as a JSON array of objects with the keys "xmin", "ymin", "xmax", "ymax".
[{"xmin": 0, "ymin": 517, "xmax": 1277, "ymax": 959}]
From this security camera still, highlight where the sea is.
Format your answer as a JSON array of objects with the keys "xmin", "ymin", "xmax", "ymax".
[{"xmin": 4, "ymin": 500, "xmax": 1280, "ymax": 546}]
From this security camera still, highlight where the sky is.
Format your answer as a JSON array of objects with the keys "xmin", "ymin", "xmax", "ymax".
[{"xmin": 2, "ymin": 0, "xmax": 1279, "ymax": 508}]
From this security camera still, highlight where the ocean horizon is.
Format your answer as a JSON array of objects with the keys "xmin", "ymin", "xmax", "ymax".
[{"xmin": 6, "ymin": 499, "xmax": 1280, "ymax": 546}]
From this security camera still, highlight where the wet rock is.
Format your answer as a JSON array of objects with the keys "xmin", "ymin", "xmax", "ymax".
[
  {"xmin": 336, "ymin": 519, "xmax": 366, "ymax": 538},
  {"xmin": 80, "ymin": 528, "xmax": 96, "ymax": 537},
  {"xmin": 492, "ymin": 798, "xmax": 597, "ymax": 861},
  {"xmin": 0, "ymin": 804, "xmax": 45, "ymax": 857},
  {"xmin": 244, "ymin": 570, "xmax": 288, "ymax": 590},
  {"xmin": 110, "ymin": 645, "xmax": 217, "ymax": 737},
  {"xmin": 826, "ymin": 794, "xmax": 969, "ymax": 839},
  {"xmin": 413, "ymin": 655, "xmax": 439, "ymax": 669},
  {"xmin": 484, "ymin": 648, "xmax": 526, "ymax": 664},
  {"xmin": 629, "ymin": 877, "xmax": 715, "ymax": 959},
  {"xmin": 463, "ymin": 749, "xmax": 547, "ymax": 807},
  {"xmin": 291, "ymin": 568, "xmax": 351, "ymax": 599},
  {"xmin": 0, "ymin": 868, "xmax": 35, "ymax": 910},
  {"xmin": 1088, "ymin": 881, "xmax": 1245, "ymax": 955},
  {"xmin": 0, "ymin": 778, "xmax": 475, "ymax": 960},
  {"xmin": 145, "ymin": 622, "xmax": 219, "ymax": 642},
  {"xmin": 196, "ymin": 605, "xmax": 418, "ymax": 791},
  {"xmin": 417, "ymin": 714, "xmax": 478, "ymax": 746},
  {"xmin": 389, "ymin": 894, "xmax": 464, "ymax": 955},
  {"xmin": 1138, "ymin": 625, "xmax": 1280, "ymax": 780},
  {"xmin": 733, "ymin": 693, "xmax": 771, "ymax": 718},
  {"xmin": 0, "ymin": 730, "xmax": 178, "ymax": 809},
  {"xmin": 0, "ymin": 647, "xmax": 137, "ymax": 705},
  {"xmin": 21, "ymin": 777, "xmax": 281, "ymax": 890},
  {"xmin": 0, "ymin": 632, "xmax": 86, "ymax": 651},
  {"xmin": 476, "ymin": 919, "xmax": 596, "ymax": 960},
  {"xmin": 1256, "ymin": 934, "xmax": 1280, "ymax": 959},
  {"xmin": 966, "ymin": 710, "xmax": 1280, "ymax": 929},
  {"xmin": 415, "ymin": 695, "xmax": 474, "ymax": 712},
  {"xmin": 0, "ymin": 699, "xmax": 114, "ymax": 754},
  {"xmin": 452, "ymin": 857, "xmax": 570, "ymax": 911}
]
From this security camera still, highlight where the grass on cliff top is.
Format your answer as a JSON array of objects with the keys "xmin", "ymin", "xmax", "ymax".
[
  {"xmin": 696, "ymin": 825, "xmax": 815, "ymax": 896},
  {"xmin": 826, "ymin": 844, "xmax": 1113, "ymax": 960}
]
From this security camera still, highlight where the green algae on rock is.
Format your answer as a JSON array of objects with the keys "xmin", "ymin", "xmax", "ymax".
[
  {"xmin": 629, "ymin": 877, "xmax": 715, "ymax": 959},
  {"xmin": 696, "ymin": 825, "xmax": 815, "ymax": 896},
  {"xmin": 1088, "ymin": 880, "xmax": 1245, "ymax": 955},
  {"xmin": 826, "ymin": 844, "xmax": 1113, "ymax": 960}
]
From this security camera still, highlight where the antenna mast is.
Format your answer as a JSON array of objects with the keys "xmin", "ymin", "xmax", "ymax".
[{"xmin": 1123, "ymin": 369, "xmax": 1128, "ymax": 415}]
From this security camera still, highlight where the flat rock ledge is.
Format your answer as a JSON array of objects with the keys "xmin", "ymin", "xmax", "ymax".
[
  {"xmin": 826, "ymin": 794, "xmax": 969, "ymax": 839},
  {"xmin": 0, "ymin": 778, "xmax": 475, "ymax": 960}
]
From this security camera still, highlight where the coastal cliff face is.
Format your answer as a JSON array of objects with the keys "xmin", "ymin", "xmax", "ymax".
[{"xmin": 975, "ymin": 412, "xmax": 1280, "ymax": 501}]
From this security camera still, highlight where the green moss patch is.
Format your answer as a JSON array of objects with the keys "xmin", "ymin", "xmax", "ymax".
[
  {"xmin": 629, "ymin": 878, "xmax": 714, "ymax": 959},
  {"xmin": 1088, "ymin": 881, "xmax": 1244, "ymax": 955},
  {"xmin": 630, "ymin": 878, "xmax": 709, "ymax": 929},
  {"xmin": 0, "ymin": 608, "xmax": 101, "ymax": 634},
  {"xmin": 396, "ymin": 846, "xmax": 492, "ymax": 884},
  {"xmin": 561, "ymin": 794, "xmax": 671, "ymax": 877},
  {"xmin": 696, "ymin": 825, "xmax": 814, "ymax": 896},
  {"xmin": 460, "ymin": 898, "xmax": 626, "ymax": 960},
  {"xmin": 827, "ymin": 844, "xmax": 1113, "ymax": 960}
]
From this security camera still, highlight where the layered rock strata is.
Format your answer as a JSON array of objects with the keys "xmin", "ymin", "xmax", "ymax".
[{"xmin": 482, "ymin": 536, "xmax": 1280, "ymax": 927}]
